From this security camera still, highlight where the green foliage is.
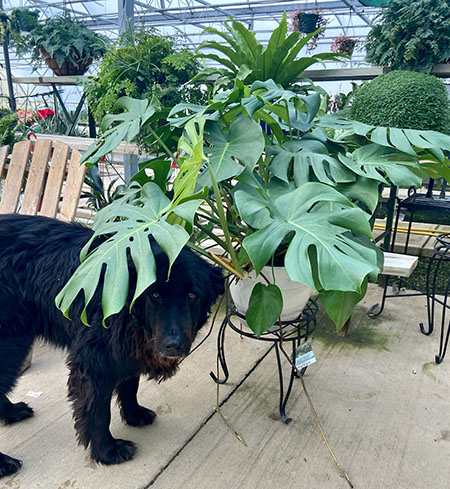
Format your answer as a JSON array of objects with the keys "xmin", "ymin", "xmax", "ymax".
[
  {"xmin": 57, "ymin": 77, "xmax": 450, "ymax": 334},
  {"xmin": 193, "ymin": 13, "xmax": 343, "ymax": 93},
  {"xmin": 0, "ymin": 113, "xmax": 19, "ymax": 147},
  {"xmin": 9, "ymin": 8, "xmax": 39, "ymax": 33},
  {"xmin": 246, "ymin": 284, "xmax": 283, "ymax": 337},
  {"xmin": 12, "ymin": 12, "xmax": 108, "ymax": 69},
  {"xmin": 350, "ymin": 71, "xmax": 450, "ymax": 134},
  {"xmin": 365, "ymin": 0, "xmax": 450, "ymax": 72},
  {"xmin": 85, "ymin": 28, "xmax": 203, "ymax": 123},
  {"xmin": 0, "ymin": 107, "xmax": 13, "ymax": 120}
]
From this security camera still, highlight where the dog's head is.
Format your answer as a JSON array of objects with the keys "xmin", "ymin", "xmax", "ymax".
[{"xmin": 133, "ymin": 245, "xmax": 224, "ymax": 359}]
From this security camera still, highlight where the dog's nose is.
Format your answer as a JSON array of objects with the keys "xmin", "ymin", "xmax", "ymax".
[{"xmin": 160, "ymin": 340, "xmax": 188, "ymax": 358}]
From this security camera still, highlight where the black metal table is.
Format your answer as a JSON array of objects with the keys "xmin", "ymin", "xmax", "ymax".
[{"xmin": 210, "ymin": 298, "xmax": 318, "ymax": 424}]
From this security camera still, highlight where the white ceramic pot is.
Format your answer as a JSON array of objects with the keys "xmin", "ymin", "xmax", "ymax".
[{"xmin": 229, "ymin": 266, "xmax": 313, "ymax": 321}]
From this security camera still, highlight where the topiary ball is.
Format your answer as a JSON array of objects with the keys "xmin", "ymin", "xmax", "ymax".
[{"xmin": 349, "ymin": 70, "xmax": 450, "ymax": 134}]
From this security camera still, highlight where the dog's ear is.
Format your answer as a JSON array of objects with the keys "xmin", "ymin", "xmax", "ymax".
[{"xmin": 206, "ymin": 264, "xmax": 225, "ymax": 308}]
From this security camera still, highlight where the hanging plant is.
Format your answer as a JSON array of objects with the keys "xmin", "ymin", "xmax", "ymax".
[
  {"xmin": 10, "ymin": 7, "xmax": 39, "ymax": 33},
  {"xmin": 289, "ymin": 9, "xmax": 328, "ymax": 51},
  {"xmin": 331, "ymin": 35, "xmax": 359, "ymax": 57}
]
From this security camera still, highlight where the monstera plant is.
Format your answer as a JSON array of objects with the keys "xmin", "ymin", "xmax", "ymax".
[{"xmin": 55, "ymin": 20, "xmax": 450, "ymax": 337}]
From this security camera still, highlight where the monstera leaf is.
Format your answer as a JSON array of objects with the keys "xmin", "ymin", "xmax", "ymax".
[
  {"xmin": 235, "ymin": 182, "xmax": 380, "ymax": 295},
  {"xmin": 198, "ymin": 117, "xmax": 265, "ymax": 187},
  {"xmin": 338, "ymin": 144, "xmax": 423, "ymax": 187},
  {"xmin": 268, "ymin": 139, "xmax": 354, "ymax": 186},
  {"xmin": 56, "ymin": 183, "xmax": 202, "ymax": 325},
  {"xmin": 81, "ymin": 97, "xmax": 160, "ymax": 165}
]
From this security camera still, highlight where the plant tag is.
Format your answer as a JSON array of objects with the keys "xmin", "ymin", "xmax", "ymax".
[{"xmin": 294, "ymin": 340, "xmax": 316, "ymax": 369}]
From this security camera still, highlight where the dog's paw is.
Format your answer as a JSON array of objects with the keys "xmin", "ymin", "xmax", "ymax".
[
  {"xmin": 92, "ymin": 439, "xmax": 136, "ymax": 465},
  {"xmin": 0, "ymin": 453, "xmax": 23, "ymax": 478},
  {"xmin": 123, "ymin": 406, "xmax": 156, "ymax": 427},
  {"xmin": 1, "ymin": 402, "xmax": 34, "ymax": 425}
]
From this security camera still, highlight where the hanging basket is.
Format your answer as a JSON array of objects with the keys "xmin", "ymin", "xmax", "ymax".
[
  {"xmin": 13, "ymin": 10, "xmax": 39, "ymax": 32},
  {"xmin": 296, "ymin": 12, "xmax": 320, "ymax": 34},
  {"xmin": 39, "ymin": 47, "xmax": 93, "ymax": 76},
  {"xmin": 332, "ymin": 38, "xmax": 358, "ymax": 57}
]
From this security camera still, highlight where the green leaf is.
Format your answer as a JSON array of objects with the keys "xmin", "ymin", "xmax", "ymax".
[
  {"xmin": 245, "ymin": 283, "xmax": 283, "ymax": 336},
  {"xmin": 268, "ymin": 140, "xmax": 354, "ymax": 186},
  {"xmin": 339, "ymin": 144, "xmax": 423, "ymax": 187},
  {"xmin": 319, "ymin": 280, "xmax": 368, "ymax": 330},
  {"xmin": 80, "ymin": 96, "xmax": 160, "ymax": 165},
  {"xmin": 173, "ymin": 116, "xmax": 206, "ymax": 204},
  {"xmin": 198, "ymin": 117, "xmax": 264, "ymax": 187},
  {"xmin": 238, "ymin": 183, "xmax": 379, "ymax": 294},
  {"xmin": 55, "ymin": 183, "xmax": 199, "ymax": 325},
  {"xmin": 336, "ymin": 176, "xmax": 380, "ymax": 214}
]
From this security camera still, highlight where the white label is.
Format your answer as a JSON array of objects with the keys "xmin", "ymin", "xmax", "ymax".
[{"xmin": 294, "ymin": 341, "xmax": 316, "ymax": 369}]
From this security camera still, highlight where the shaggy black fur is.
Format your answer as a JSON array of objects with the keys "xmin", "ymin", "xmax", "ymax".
[{"xmin": 0, "ymin": 214, "xmax": 224, "ymax": 477}]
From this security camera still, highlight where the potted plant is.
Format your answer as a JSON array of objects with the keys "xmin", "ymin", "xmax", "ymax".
[
  {"xmin": 289, "ymin": 9, "xmax": 325, "ymax": 34},
  {"xmin": 85, "ymin": 27, "xmax": 204, "ymax": 124},
  {"xmin": 365, "ymin": 0, "xmax": 450, "ymax": 72},
  {"xmin": 9, "ymin": 7, "xmax": 39, "ymax": 33},
  {"xmin": 54, "ymin": 18, "xmax": 450, "ymax": 338},
  {"xmin": 12, "ymin": 12, "xmax": 108, "ymax": 75},
  {"xmin": 192, "ymin": 13, "xmax": 343, "ymax": 94},
  {"xmin": 331, "ymin": 35, "xmax": 359, "ymax": 57}
]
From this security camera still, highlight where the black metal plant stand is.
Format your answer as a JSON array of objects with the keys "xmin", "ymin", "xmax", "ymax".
[
  {"xmin": 419, "ymin": 233, "xmax": 450, "ymax": 363},
  {"xmin": 210, "ymin": 299, "xmax": 318, "ymax": 424},
  {"xmin": 369, "ymin": 186, "xmax": 450, "ymax": 318}
]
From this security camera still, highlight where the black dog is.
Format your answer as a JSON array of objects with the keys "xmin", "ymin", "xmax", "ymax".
[{"xmin": 0, "ymin": 214, "xmax": 224, "ymax": 478}]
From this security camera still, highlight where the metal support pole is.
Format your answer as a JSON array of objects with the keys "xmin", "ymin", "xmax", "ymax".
[
  {"xmin": 0, "ymin": 0, "xmax": 16, "ymax": 112},
  {"xmin": 118, "ymin": 0, "xmax": 137, "ymax": 182},
  {"xmin": 118, "ymin": 0, "xmax": 135, "ymax": 34}
]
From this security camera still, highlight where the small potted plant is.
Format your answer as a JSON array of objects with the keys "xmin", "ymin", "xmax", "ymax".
[
  {"xmin": 13, "ymin": 12, "xmax": 108, "ymax": 75},
  {"xmin": 289, "ymin": 9, "xmax": 327, "ymax": 51},
  {"xmin": 9, "ymin": 7, "xmax": 39, "ymax": 33},
  {"xmin": 290, "ymin": 9, "xmax": 325, "ymax": 34},
  {"xmin": 330, "ymin": 35, "xmax": 359, "ymax": 57}
]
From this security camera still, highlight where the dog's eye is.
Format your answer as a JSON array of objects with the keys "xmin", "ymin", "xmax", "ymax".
[
  {"xmin": 151, "ymin": 292, "xmax": 161, "ymax": 301},
  {"xmin": 187, "ymin": 292, "xmax": 196, "ymax": 301}
]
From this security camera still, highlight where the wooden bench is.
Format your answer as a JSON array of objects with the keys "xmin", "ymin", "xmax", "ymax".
[
  {"xmin": 0, "ymin": 139, "xmax": 87, "ymax": 371},
  {"xmin": 382, "ymin": 252, "xmax": 419, "ymax": 277},
  {"xmin": 0, "ymin": 139, "xmax": 86, "ymax": 220}
]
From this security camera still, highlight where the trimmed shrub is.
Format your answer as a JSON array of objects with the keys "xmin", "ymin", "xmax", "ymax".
[{"xmin": 349, "ymin": 71, "xmax": 450, "ymax": 134}]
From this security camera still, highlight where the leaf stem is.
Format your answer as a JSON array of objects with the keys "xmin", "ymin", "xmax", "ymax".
[{"xmin": 206, "ymin": 161, "xmax": 243, "ymax": 277}]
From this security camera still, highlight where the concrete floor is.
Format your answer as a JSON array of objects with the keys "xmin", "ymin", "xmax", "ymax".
[{"xmin": 1, "ymin": 284, "xmax": 450, "ymax": 489}]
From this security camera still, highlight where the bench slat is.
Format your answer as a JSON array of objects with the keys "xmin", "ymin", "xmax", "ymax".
[
  {"xmin": 40, "ymin": 141, "xmax": 69, "ymax": 218},
  {"xmin": 20, "ymin": 139, "xmax": 53, "ymax": 216},
  {"xmin": 59, "ymin": 148, "xmax": 86, "ymax": 222},
  {"xmin": 0, "ymin": 145, "xmax": 9, "ymax": 178},
  {"xmin": 0, "ymin": 141, "xmax": 31, "ymax": 214}
]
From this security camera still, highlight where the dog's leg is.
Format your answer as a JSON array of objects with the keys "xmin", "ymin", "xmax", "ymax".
[
  {"xmin": 67, "ymin": 362, "xmax": 136, "ymax": 465},
  {"xmin": 0, "ymin": 452, "xmax": 22, "ymax": 478},
  {"xmin": 0, "ymin": 336, "xmax": 34, "ymax": 425},
  {"xmin": 116, "ymin": 377, "xmax": 156, "ymax": 427}
]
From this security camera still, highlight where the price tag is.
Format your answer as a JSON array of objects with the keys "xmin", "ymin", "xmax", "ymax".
[{"xmin": 294, "ymin": 340, "xmax": 316, "ymax": 369}]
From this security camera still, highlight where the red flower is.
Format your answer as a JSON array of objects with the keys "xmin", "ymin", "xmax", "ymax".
[{"xmin": 36, "ymin": 108, "xmax": 55, "ymax": 120}]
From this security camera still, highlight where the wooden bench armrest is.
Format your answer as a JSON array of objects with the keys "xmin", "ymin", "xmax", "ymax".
[{"xmin": 382, "ymin": 252, "xmax": 419, "ymax": 278}]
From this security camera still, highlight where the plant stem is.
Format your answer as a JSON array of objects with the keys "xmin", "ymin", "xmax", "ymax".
[
  {"xmin": 147, "ymin": 124, "xmax": 178, "ymax": 165},
  {"xmin": 206, "ymin": 161, "xmax": 243, "ymax": 277}
]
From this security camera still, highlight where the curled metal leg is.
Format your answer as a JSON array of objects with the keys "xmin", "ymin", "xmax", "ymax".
[
  {"xmin": 368, "ymin": 275, "xmax": 389, "ymax": 318},
  {"xmin": 435, "ymin": 274, "xmax": 450, "ymax": 363},
  {"xmin": 419, "ymin": 254, "xmax": 439, "ymax": 336},
  {"xmin": 274, "ymin": 342, "xmax": 294, "ymax": 424},
  {"xmin": 210, "ymin": 315, "xmax": 229, "ymax": 384}
]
